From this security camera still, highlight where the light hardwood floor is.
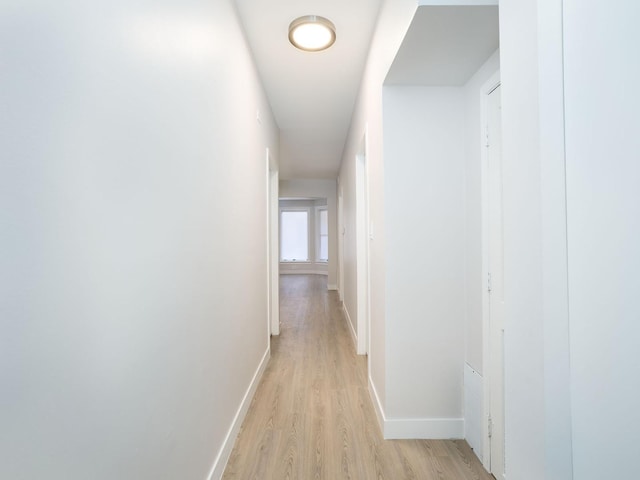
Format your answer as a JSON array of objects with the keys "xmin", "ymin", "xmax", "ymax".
[{"xmin": 222, "ymin": 274, "xmax": 492, "ymax": 480}]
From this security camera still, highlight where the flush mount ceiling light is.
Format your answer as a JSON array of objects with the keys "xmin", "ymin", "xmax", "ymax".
[{"xmin": 288, "ymin": 15, "xmax": 336, "ymax": 52}]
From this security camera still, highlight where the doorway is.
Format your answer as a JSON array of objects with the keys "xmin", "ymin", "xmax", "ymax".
[
  {"xmin": 266, "ymin": 148, "xmax": 279, "ymax": 337},
  {"xmin": 355, "ymin": 132, "xmax": 370, "ymax": 356},
  {"xmin": 338, "ymin": 183, "xmax": 345, "ymax": 303}
]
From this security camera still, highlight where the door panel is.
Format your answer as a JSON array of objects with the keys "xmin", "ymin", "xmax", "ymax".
[{"xmin": 487, "ymin": 84, "xmax": 505, "ymax": 478}]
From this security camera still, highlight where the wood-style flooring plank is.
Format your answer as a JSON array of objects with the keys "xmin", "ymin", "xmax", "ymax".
[{"xmin": 222, "ymin": 274, "xmax": 492, "ymax": 480}]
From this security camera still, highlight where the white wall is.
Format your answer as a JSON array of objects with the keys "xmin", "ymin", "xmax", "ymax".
[
  {"xmin": 340, "ymin": 0, "xmax": 498, "ymax": 439},
  {"xmin": 0, "ymin": 1, "xmax": 278, "ymax": 479},
  {"xmin": 340, "ymin": 0, "xmax": 503, "ymax": 440},
  {"xmin": 499, "ymin": 1, "xmax": 547, "ymax": 477},
  {"xmin": 278, "ymin": 199, "xmax": 328, "ymax": 275},
  {"xmin": 538, "ymin": 1, "xmax": 574, "ymax": 477},
  {"xmin": 339, "ymin": 0, "xmax": 419, "ymax": 424},
  {"xmin": 279, "ymin": 180, "xmax": 338, "ymax": 289},
  {"xmin": 563, "ymin": 1, "xmax": 640, "ymax": 478},
  {"xmin": 383, "ymin": 87, "xmax": 466, "ymax": 435},
  {"xmin": 340, "ymin": 0, "xmax": 639, "ymax": 476},
  {"xmin": 499, "ymin": 1, "xmax": 640, "ymax": 478},
  {"xmin": 500, "ymin": 0, "xmax": 577, "ymax": 477}
]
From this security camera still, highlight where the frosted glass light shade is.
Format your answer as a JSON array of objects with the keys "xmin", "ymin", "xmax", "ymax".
[{"xmin": 288, "ymin": 15, "xmax": 336, "ymax": 52}]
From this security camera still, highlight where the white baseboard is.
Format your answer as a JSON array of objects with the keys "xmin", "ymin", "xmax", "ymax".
[
  {"xmin": 368, "ymin": 377, "xmax": 464, "ymax": 440},
  {"xmin": 369, "ymin": 376, "xmax": 385, "ymax": 435},
  {"xmin": 207, "ymin": 347, "xmax": 270, "ymax": 480},
  {"xmin": 342, "ymin": 304, "xmax": 357, "ymax": 351},
  {"xmin": 463, "ymin": 363, "xmax": 484, "ymax": 462},
  {"xmin": 327, "ymin": 284, "xmax": 337, "ymax": 291}
]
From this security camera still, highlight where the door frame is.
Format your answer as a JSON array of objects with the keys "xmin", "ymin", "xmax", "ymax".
[
  {"xmin": 266, "ymin": 148, "xmax": 280, "ymax": 337},
  {"xmin": 355, "ymin": 127, "xmax": 371, "ymax": 356},
  {"xmin": 480, "ymin": 71, "xmax": 502, "ymax": 474},
  {"xmin": 338, "ymin": 181, "xmax": 345, "ymax": 303}
]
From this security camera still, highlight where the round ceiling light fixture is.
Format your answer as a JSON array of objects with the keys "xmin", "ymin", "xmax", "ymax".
[{"xmin": 288, "ymin": 15, "xmax": 336, "ymax": 52}]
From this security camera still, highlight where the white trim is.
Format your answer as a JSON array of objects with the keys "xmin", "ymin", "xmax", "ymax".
[
  {"xmin": 267, "ymin": 152, "xmax": 280, "ymax": 335},
  {"xmin": 266, "ymin": 149, "xmax": 280, "ymax": 337},
  {"xmin": 368, "ymin": 376, "xmax": 385, "ymax": 434},
  {"xmin": 279, "ymin": 207, "xmax": 311, "ymax": 262},
  {"xmin": 355, "ymin": 128, "xmax": 370, "ymax": 356},
  {"xmin": 337, "ymin": 183, "xmax": 345, "ymax": 303},
  {"xmin": 207, "ymin": 347, "xmax": 270, "ymax": 480},
  {"xmin": 265, "ymin": 150, "xmax": 270, "ymax": 339},
  {"xmin": 279, "ymin": 270, "xmax": 328, "ymax": 276},
  {"xmin": 327, "ymin": 284, "xmax": 337, "ymax": 291},
  {"xmin": 342, "ymin": 304, "xmax": 357, "ymax": 351},
  {"xmin": 463, "ymin": 362, "xmax": 485, "ymax": 462},
  {"xmin": 315, "ymin": 205, "xmax": 329, "ymax": 263},
  {"xmin": 364, "ymin": 123, "xmax": 372, "ymax": 366},
  {"xmin": 480, "ymin": 69, "xmax": 501, "ymax": 473},
  {"xmin": 367, "ymin": 376, "xmax": 464, "ymax": 439}
]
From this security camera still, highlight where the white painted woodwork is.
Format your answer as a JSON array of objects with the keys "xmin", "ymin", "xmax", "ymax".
[
  {"xmin": 487, "ymin": 84, "xmax": 505, "ymax": 479},
  {"xmin": 464, "ymin": 364, "xmax": 484, "ymax": 457},
  {"xmin": 465, "ymin": 52, "xmax": 500, "ymax": 378},
  {"xmin": 268, "ymin": 153, "xmax": 280, "ymax": 336},
  {"xmin": 464, "ymin": 53, "xmax": 501, "ymax": 467},
  {"xmin": 338, "ymin": 185, "xmax": 345, "ymax": 302},
  {"xmin": 355, "ymin": 136, "xmax": 370, "ymax": 356}
]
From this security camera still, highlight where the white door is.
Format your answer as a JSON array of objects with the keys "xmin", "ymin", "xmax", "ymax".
[{"xmin": 487, "ymin": 84, "xmax": 505, "ymax": 479}]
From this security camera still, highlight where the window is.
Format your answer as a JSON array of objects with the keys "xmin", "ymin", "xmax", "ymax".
[
  {"xmin": 280, "ymin": 210, "xmax": 309, "ymax": 261},
  {"xmin": 317, "ymin": 207, "xmax": 328, "ymax": 262}
]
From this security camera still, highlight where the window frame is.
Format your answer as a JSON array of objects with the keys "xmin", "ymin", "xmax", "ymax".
[
  {"xmin": 279, "ymin": 207, "xmax": 311, "ymax": 263},
  {"xmin": 316, "ymin": 205, "xmax": 329, "ymax": 263}
]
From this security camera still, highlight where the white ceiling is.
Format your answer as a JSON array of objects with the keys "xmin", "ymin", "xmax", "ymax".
[
  {"xmin": 235, "ymin": 2, "xmax": 499, "ymax": 180},
  {"xmin": 386, "ymin": 6, "xmax": 499, "ymax": 86},
  {"xmin": 235, "ymin": 0, "xmax": 383, "ymax": 180}
]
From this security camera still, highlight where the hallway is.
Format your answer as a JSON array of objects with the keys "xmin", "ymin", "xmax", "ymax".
[{"xmin": 222, "ymin": 275, "xmax": 492, "ymax": 479}]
